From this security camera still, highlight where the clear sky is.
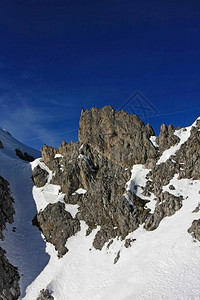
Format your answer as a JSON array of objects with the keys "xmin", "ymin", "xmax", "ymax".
[{"xmin": 0, "ymin": 0, "xmax": 200, "ymax": 150}]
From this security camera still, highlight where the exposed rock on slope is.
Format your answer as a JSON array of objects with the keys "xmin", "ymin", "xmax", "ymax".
[
  {"xmin": 143, "ymin": 119, "xmax": 200, "ymax": 198},
  {"xmin": 0, "ymin": 175, "xmax": 20, "ymax": 299},
  {"xmin": 176, "ymin": 122, "xmax": 200, "ymax": 180},
  {"xmin": 188, "ymin": 219, "xmax": 200, "ymax": 241},
  {"xmin": 32, "ymin": 166, "xmax": 49, "ymax": 188},
  {"xmin": 144, "ymin": 192, "xmax": 183, "ymax": 231},
  {"xmin": 0, "ymin": 247, "xmax": 20, "ymax": 300},
  {"xmin": 33, "ymin": 202, "xmax": 80, "ymax": 257},
  {"xmin": 156, "ymin": 123, "xmax": 180, "ymax": 153},
  {"xmin": 15, "ymin": 149, "xmax": 35, "ymax": 162},
  {"xmin": 0, "ymin": 176, "xmax": 15, "ymax": 240},
  {"xmin": 36, "ymin": 289, "xmax": 54, "ymax": 300}
]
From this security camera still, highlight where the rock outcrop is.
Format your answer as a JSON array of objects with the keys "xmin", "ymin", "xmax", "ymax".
[
  {"xmin": 33, "ymin": 202, "xmax": 80, "ymax": 257},
  {"xmin": 0, "ymin": 176, "xmax": 15, "ymax": 240},
  {"xmin": 0, "ymin": 175, "xmax": 20, "ymax": 299},
  {"xmin": 32, "ymin": 165, "xmax": 49, "ymax": 187},
  {"xmin": 0, "ymin": 141, "xmax": 3, "ymax": 149},
  {"xmin": 156, "ymin": 124, "xmax": 180, "ymax": 153},
  {"xmin": 188, "ymin": 219, "xmax": 200, "ymax": 241},
  {"xmin": 15, "ymin": 149, "xmax": 35, "ymax": 162},
  {"xmin": 176, "ymin": 123, "xmax": 200, "ymax": 180},
  {"xmin": 144, "ymin": 192, "xmax": 183, "ymax": 231},
  {"xmin": 37, "ymin": 140, "xmax": 151, "ymax": 251},
  {"xmin": 79, "ymin": 106, "xmax": 157, "ymax": 168},
  {"xmin": 32, "ymin": 107, "xmax": 200, "ymax": 255},
  {"xmin": 0, "ymin": 247, "xmax": 20, "ymax": 300},
  {"xmin": 143, "ymin": 119, "xmax": 200, "ymax": 198},
  {"xmin": 36, "ymin": 289, "xmax": 54, "ymax": 300}
]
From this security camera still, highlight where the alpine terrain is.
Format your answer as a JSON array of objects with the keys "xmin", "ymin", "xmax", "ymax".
[{"xmin": 0, "ymin": 106, "xmax": 200, "ymax": 300}]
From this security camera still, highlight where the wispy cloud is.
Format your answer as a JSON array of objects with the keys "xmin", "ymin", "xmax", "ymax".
[
  {"xmin": 21, "ymin": 71, "xmax": 42, "ymax": 82},
  {"xmin": 43, "ymin": 98, "xmax": 74, "ymax": 108},
  {"xmin": 0, "ymin": 64, "xmax": 79, "ymax": 149},
  {"xmin": 0, "ymin": 97, "xmax": 59, "ymax": 149}
]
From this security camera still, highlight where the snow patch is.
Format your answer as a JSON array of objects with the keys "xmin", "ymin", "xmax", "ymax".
[
  {"xmin": 157, "ymin": 124, "xmax": 193, "ymax": 165},
  {"xmin": 125, "ymin": 164, "xmax": 156, "ymax": 212},
  {"xmin": 150, "ymin": 136, "xmax": 159, "ymax": 148},
  {"xmin": 72, "ymin": 188, "xmax": 87, "ymax": 195},
  {"xmin": 64, "ymin": 204, "xmax": 79, "ymax": 218},
  {"xmin": 54, "ymin": 154, "xmax": 63, "ymax": 158}
]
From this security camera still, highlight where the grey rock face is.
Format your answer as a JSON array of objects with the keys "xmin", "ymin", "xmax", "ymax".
[
  {"xmin": 0, "ymin": 175, "xmax": 20, "ymax": 299},
  {"xmin": 32, "ymin": 202, "xmax": 80, "ymax": 257},
  {"xmin": 32, "ymin": 165, "xmax": 49, "ymax": 188},
  {"xmin": 144, "ymin": 192, "xmax": 183, "ymax": 231},
  {"xmin": 156, "ymin": 124, "xmax": 180, "ymax": 153},
  {"xmin": 143, "ymin": 120, "xmax": 200, "ymax": 199},
  {"xmin": 176, "ymin": 124, "xmax": 200, "ymax": 180},
  {"xmin": 143, "ymin": 160, "xmax": 178, "ymax": 197},
  {"xmin": 78, "ymin": 106, "xmax": 157, "ymax": 168},
  {"xmin": 0, "ymin": 176, "xmax": 15, "ymax": 240},
  {"xmin": 0, "ymin": 141, "xmax": 3, "ymax": 149},
  {"xmin": 40, "ymin": 140, "xmax": 151, "ymax": 250},
  {"xmin": 0, "ymin": 247, "xmax": 20, "ymax": 300},
  {"xmin": 36, "ymin": 289, "xmax": 54, "ymax": 300}
]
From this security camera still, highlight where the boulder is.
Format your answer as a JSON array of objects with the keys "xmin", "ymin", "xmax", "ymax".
[
  {"xmin": 32, "ymin": 202, "xmax": 80, "ymax": 257},
  {"xmin": 32, "ymin": 165, "xmax": 49, "ymax": 187}
]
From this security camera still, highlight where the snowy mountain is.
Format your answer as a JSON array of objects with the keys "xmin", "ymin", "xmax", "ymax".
[{"xmin": 0, "ymin": 107, "xmax": 200, "ymax": 300}]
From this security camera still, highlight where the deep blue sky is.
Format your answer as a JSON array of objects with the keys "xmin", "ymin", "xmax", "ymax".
[{"xmin": 0, "ymin": 0, "xmax": 200, "ymax": 150}]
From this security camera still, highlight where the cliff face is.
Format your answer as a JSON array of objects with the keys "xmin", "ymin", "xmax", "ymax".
[
  {"xmin": 79, "ymin": 106, "xmax": 157, "ymax": 168},
  {"xmin": 32, "ymin": 106, "xmax": 200, "ymax": 258},
  {"xmin": 0, "ymin": 176, "xmax": 20, "ymax": 300}
]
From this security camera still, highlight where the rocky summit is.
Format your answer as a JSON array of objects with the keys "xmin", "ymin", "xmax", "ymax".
[{"xmin": 0, "ymin": 107, "xmax": 200, "ymax": 300}]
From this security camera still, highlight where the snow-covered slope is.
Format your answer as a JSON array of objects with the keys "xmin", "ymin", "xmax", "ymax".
[
  {"xmin": 0, "ymin": 113, "xmax": 200, "ymax": 300},
  {"xmin": 0, "ymin": 129, "xmax": 49, "ymax": 298},
  {"xmin": 0, "ymin": 127, "xmax": 40, "ymax": 160},
  {"xmin": 24, "ymin": 176, "xmax": 200, "ymax": 300}
]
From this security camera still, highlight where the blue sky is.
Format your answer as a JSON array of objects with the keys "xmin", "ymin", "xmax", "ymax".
[{"xmin": 0, "ymin": 0, "xmax": 200, "ymax": 150}]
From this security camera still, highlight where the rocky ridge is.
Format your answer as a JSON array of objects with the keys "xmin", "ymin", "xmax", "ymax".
[{"xmin": 32, "ymin": 106, "xmax": 200, "ymax": 256}]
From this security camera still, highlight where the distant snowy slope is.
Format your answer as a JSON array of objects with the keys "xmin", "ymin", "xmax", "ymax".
[{"xmin": 0, "ymin": 127, "xmax": 40, "ymax": 160}]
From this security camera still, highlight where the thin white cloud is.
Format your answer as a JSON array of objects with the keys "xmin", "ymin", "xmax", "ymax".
[
  {"xmin": 0, "ymin": 100, "xmax": 59, "ymax": 148},
  {"xmin": 43, "ymin": 98, "xmax": 74, "ymax": 108}
]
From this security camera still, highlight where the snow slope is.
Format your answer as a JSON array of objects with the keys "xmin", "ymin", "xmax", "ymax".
[
  {"xmin": 24, "ymin": 173, "xmax": 200, "ymax": 300},
  {"xmin": 0, "ymin": 128, "xmax": 39, "ymax": 160},
  {"xmin": 0, "ymin": 129, "xmax": 49, "ymax": 299}
]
